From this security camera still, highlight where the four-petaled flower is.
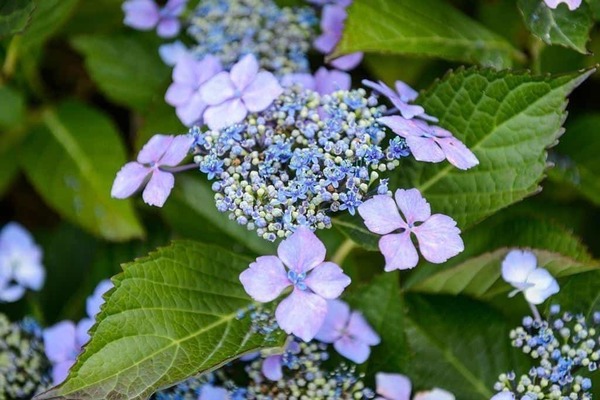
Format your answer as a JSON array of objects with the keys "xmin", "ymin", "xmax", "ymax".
[
  {"xmin": 111, "ymin": 134, "xmax": 194, "ymax": 207},
  {"xmin": 200, "ymin": 54, "xmax": 283, "ymax": 130},
  {"xmin": 165, "ymin": 54, "xmax": 222, "ymax": 126},
  {"xmin": 362, "ymin": 79, "xmax": 435, "ymax": 121},
  {"xmin": 282, "ymin": 67, "xmax": 351, "ymax": 95},
  {"xmin": 358, "ymin": 189, "xmax": 464, "ymax": 271},
  {"xmin": 375, "ymin": 373, "xmax": 455, "ymax": 400},
  {"xmin": 501, "ymin": 249, "xmax": 559, "ymax": 305},
  {"xmin": 239, "ymin": 226, "xmax": 351, "ymax": 341},
  {"xmin": 544, "ymin": 0, "xmax": 582, "ymax": 10},
  {"xmin": 315, "ymin": 299, "xmax": 380, "ymax": 363},
  {"xmin": 313, "ymin": 4, "xmax": 363, "ymax": 70},
  {"xmin": 122, "ymin": 0, "xmax": 187, "ymax": 38},
  {"xmin": 0, "ymin": 222, "xmax": 45, "ymax": 302},
  {"xmin": 43, "ymin": 320, "xmax": 91, "ymax": 384},
  {"xmin": 378, "ymin": 116, "xmax": 479, "ymax": 170}
]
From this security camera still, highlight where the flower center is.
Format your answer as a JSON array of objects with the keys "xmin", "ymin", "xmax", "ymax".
[{"xmin": 287, "ymin": 270, "xmax": 307, "ymax": 291}]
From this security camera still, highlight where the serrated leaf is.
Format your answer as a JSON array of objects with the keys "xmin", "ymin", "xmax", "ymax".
[
  {"xmin": 0, "ymin": 0, "xmax": 35, "ymax": 37},
  {"xmin": 20, "ymin": 101, "xmax": 144, "ymax": 241},
  {"xmin": 518, "ymin": 0, "xmax": 593, "ymax": 54},
  {"xmin": 335, "ymin": 0, "xmax": 522, "ymax": 68},
  {"xmin": 71, "ymin": 34, "xmax": 170, "ymax": 111},
  {"xmin": 35, "ymin": 241, "xmax": 286, "ymax": 400}
]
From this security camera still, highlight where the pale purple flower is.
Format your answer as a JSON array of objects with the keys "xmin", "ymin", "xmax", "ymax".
[
  {"xmin": 239, "ymin": 226, "xmax": 351, "ymax": 341},
  {"xmin": 261, "ymin": 341, "xmax": 301, "ymax": 381},
  {"xmin": 375, "ymin": 373, "xmax": 411, "ymax": 400},
  {"xmin": 122, "ymin": 0, "xmax": 186, "ymax": 38},
  {"xmin": 329, "ymin": 52, "xmax": 363, "ymax": 70},
  {"xmin": 358, "ymin": 189, "xmax": 464, "ymax": 271},
  {"xmin": 165, "ymin": 54, "xmax": 222, "ymax": 126},
  {"xmin": 413, "ymin": 388, "xmax": 455, "ymax": 400},
  {"xmin": 200, "ymin": 384, "xmax": 229, "ymax": 400},
  {"xmin": 282, "ymin": 67, "xmax": 351, "ymax": 95},
  {"xmin": 544, "ymin": 0, "xmax": 582, "ymax": 10},
  {"xmin": 363, "ymin": 79, "xmax": 436, "ymax": 121},
  {"xmin": 0, "ymin": 222, "xmax": 45, "ymax": 302},
  {"xmin": 200, "ymin": 54, "xmax": 283, "ymax": 130},
  {"xmin": 501, "ymin": 250, "xmax": 559, "ymax": 305},
  {"xmin": 86, "ymin": 280, "xmax": 113, "ymax": 319},
  {"xmin": 43, "ymin": 319, "xmax": 91, "ymax": 384},
  {"xmin": 308, "ymin": 0, "xmax": 352, "ymax": 6},
  {"xmin": 378, "ymin": 116, "xmax": 479, "ymax": 170},
  {"xmin": 490, "ymin": 393, "xmax": 515, "ymax": 400},
  {"xmin": 159, "ymin": 41, "xmax": 190, "ymax": 66},
  {"xmin": 111, "ymin": 134, "xmax": 194, "ymax": 207},
  {"xmin": 315, "ymin": 299, "xmax": 380, "ymax": 363}
]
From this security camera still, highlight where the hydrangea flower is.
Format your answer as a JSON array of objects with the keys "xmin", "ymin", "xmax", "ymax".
[
  {"xmin": 111, "ymin": 134, "xmax": 194, "ymax": 207},
  {"xmin": 363, "ymin": 79, "xmax": 436, "ymax": 121},
  {"xmin": 491, "ymin": 392, "xmax": 514, "ymax": 400},
  {"xmin": 375, "ymin": 373, "xmax": 455, "ymax": 400},
  {"xmin": 239, "ymin": 227, "xmax": 351, "ymax": 341},
  {"xmin": 159, "ymin": 41, "xmax": 190, "ymax": 66},
  {"xmin": 200, "ymin": 54, "xmax": 283, "ymax": 129},
  {"xmin": 200, "ymin": 384, "xmax": 228, "ymax": 400},
  {"xmin": 501, "ymin": 250, "xmax": 559, "ymax": 305},
  {"xmin": 165, "ymin": 54, "xmax": 222, "ymax": 126},
  {"xmin": 313, "ymin": 4, "xmax": 363, "ymax": 70},
  {"xmin": 358, "ymin": 189, "xmax": 464, "ymax": 271},
  {"xmin": 544, "ymin": 0, "xmax": 582, "ymax": 10},
  {"xmin": 315, "ymin": 299, "xmax": 380, "ymax": 363},
  {"xmin": 378, "ymin": 116, "xmax": 479, "ymax": 170},
  {"xmin": 43, "ymin": 320, "xmax": 91, "ymax": 384},
  {"xmin": 282, "ymin": 67, "xmax": 351, "ymax": 95},
  {"xmin": 0, "ymin": 222, "xmax": 45, "ymax": 302},
  {"xmin": 413, "ymin": 388, "xmax": 455, "ymax": 400},
  {"xmin": 122, "ymin": 0, "xmax": 186, "ymax": 38}
]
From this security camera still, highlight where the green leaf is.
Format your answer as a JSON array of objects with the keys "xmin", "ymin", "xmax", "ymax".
[
  {"xmin": 135, "ymin": 97, "xmax": 184, "ymax": 152},
  {"xmin": 0, "ymin": 86, "xmax": 26, "ymax": 195},
  {"xmin": 518, "ymin": 0, "xmax": 593, "ymax": 54},
  {"xmin": 0, "ymin": 0, "xmax": 35, "ymax": 37},
  {"xmin": 71, "ymin": 34, "xmax": 171, "ymax": 111},
  {"xmin": 36, "ymin": 241, "xmax": 286, "ymax": 400},
  {"xmin": 0, "ymin": 86, "xmax": 25, "ymax": 129},
  {"xmin": 333, "ymin": 214, "xmax": 379, "ymax": 252},
  {"xmin": 548, "ymin": 114, "xmax": 600, "ymax": 206},
  {"xmin": 335, "ymin": 0, "xmax": 522, "ymax": 69},
  {"xmin": 20, "ymin": 101, "xmax": 144, "ymax": 241},
  {"xmin": 20, "ymin": 0, "xmax": 79, "ymax": 50}
]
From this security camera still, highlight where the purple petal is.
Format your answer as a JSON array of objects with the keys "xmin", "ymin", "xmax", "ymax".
[
  {"xmin": 203, "ymin": 99, "xmax": 248, "ymax": 130},
  {"xmin": 122, "ymin": 0, "xmax": 159, "ymax": 30},
  {"xmin": 158, "ymin": 134, "xmax": 194, "ymax": 166},
  {"xmin": 43, "ymin": 321, "xmax": 77, "ymax": 363},
  {"xmin": 52, "ymin": 360, "xmax": 76, "ymax": 385},
  {"xmin": 406, "ymin": 135, "xmax": 445, "ymax": 163},
  {"xmin": 501, "ymin": 250, "xmax": 538, "ymax": 288},
  {"xmin": 315, "ymin": 299, "xmax": 350, "ymax": 343},
  {"xmin": 0, "ymin": 284, "xmax": 25, "ymax": 302},
  {"xmin": 242, "ymin": 71, "xmax": 283, "ymax": 112},
  {"xmin": 305, "ymin": 261, "xmax": 350, "ymax": 299},
  {"xmin": 76, "ymin": 318, "xmax": 93, "ymax": 346},
  {"xmin": 13, "ymin": 258, "xmax": 45, "ymax": 290},
  {"xmin": 142, "ymin": 169, "xmax": 174, "ymax": 207},
  {"xmin": 262, "ymin": 355, "xmax": 283, "ymax": 381},
  {"xmin": 200, "ymin": 72, "xmax": 236, "ymax": 106},
  {"xmin": 138, "ymin": 134, "xmax": 172, "ymax": 164},
  {"xmin": 376, "ymin": 372, "xmax": 412, "ymax": 400},
  {"xmin": 176, "ymin": 92, "xmax": 207, "ymax": 126},
  {"xmin": 347, "ymin": 311, "xmax": 380, "ymax": 346},
  {"xmin": 111, "ymin": 162, "xmax": 150, "ymax": 199},
  {"xmin": 275, "ymin": 289, "xmax": 328, "ymax": 342},
  {"xmin": 393, "ymin": 188, "xmax": 431, "ymax": 225},
  {"xmin": 173, "ymin": 54, "xmax": 202, "ymax": 86},
  {"xmin": 329, "ymin": 52, "xmax": 363, "ymax": 71},
  {"xmin": 490, "ymin": 393, "xmax": 515, "ymax": 400},
  {"xmin": 231, "ymin": 54, "xmax": 259, "ymax": 91},
  {"xmin": 157, "ymin": 17, "xmax": 180, "ymax": 38},
  {"xmin": 159, "ymin": 41, "xmax": 188, "ymax": 66},
  {"xmin": 313, "ymin": 32, "xmax": 340, "ymax": 54},
  {"xmin": 197, "ymin": 55, "xmax": 223, "ymax": 83},
  {"xmin": 413, "ymin": 214, "xmax": 463, "ymax": 264},
  {"xmin": 277, "ymin": 226, "xmax": 326, "ymax": 273},
  {"xmin": 334, "ymin": 335, "xmax": 371, "ymax": 363},
  {"xmin": 394, "ymin": 81, "xmax": 418, "ymax": 102},
  {"xmin": 200, "ymin": 384, "xmax": 229, "ymax": 400},
  {"xmin": 524, "ymin": 268, "xmax": 559, "ymax": 305},
  {"xmin": 435, "ymin": 136, "xmax": 479, "ymax": 170},
  {"xmin": 281, "ymin": 73, "xmax": 316, "ymax": 90},
  {"xmin": 413, "ymin": 388, "xmax": 456, "ymax": 400},
  {"xmin": 165, "ymin": 82, "xmax": 193, "ymax": 107},
  {"xmin": 357, "ymin": 195, "xmax": 404, "ymax": 235},
  {"xmin": 239, "ymin": 255, "xmax": 290, "ymax": 302},
  {"xmin": 163, "ymin": 0, "xmax": 187, "ymax": 16},
  {"xmin": 379, "ymin": 232, "xmax": 419, "ymax": 271},
  {"xmin": 314, "ymin": 67, "xmax": 351, "ymax": 95},
  {"xmin": 0, "ymin": 222, "xmax": 35, "ymax": 248},
  {"xmin": 320, "ymin": 5, "xmax": 346, "ymax": 37},
  {"xmin": 393, "ymin": 101, "xmax": 426, "ymax": 120},
  {"xmin": 363, "ymin": 80, "xmax": 399, "ymax": 102},
  {"xmin": 86, "ymin": 279, "xmax": 113, "ymax": 318}
]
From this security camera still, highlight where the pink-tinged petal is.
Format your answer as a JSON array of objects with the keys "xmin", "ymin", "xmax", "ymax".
[
  {"xmin": 393, "ymin": 188, "xmax": 431, "ymax": 224},
  {"xmin": 13, "ymin": 259, "xmax": 45, "ymax": 290},
  {"xmin": 329, "ymin": 52, "xmax": 363, "ymax": 71},
  {"xmin": 277, "ymin": 226, "xmax": 326, "ymax": 273},
  {"xmin": 357, "ymin": 195, "xmax": 404, "ymax": 235},
  {"xmin": 52, "ymin": 360, "xmax": 76, "ymax": 385},
  {"xmin": 315, "ymin": 299, "xmax": 350, "ymax": 343},
  {"xmin": 157, "ymin": 17, "xmax": 180, "ymax": 38},
  {"xmin": 347, "ymin": 312, "xmax": 380, "ymax": 346},
  {"xmin": 406, "ymin": 135, "xmax": 445, "ymax": 163},
  {"xmin": 275, "ymin": 289, "xmax": 328, "ymax": 342},
  {"xmin": 142, "ymin": 170, "xmax": 174, "ymax": 207},
  {"xmin": 122, "ymin": 0, "xmax": 159, "ymax": 30},
  {"xmin": 379, "ymin": 232, "xmax": 419, "ymax": 271},
  {"xmin": 239, "ymin": 256, "xmax": 290, "ymax": 302},
  {"xmin": 305, "ymin": 262, "xmax": 350, "ymax": 299},
  {"xmin": 281, "ymin": 73, "xmax": 316, "ymax": 90},
  {"xmin": 200, "ymin": 72, "xmax": 236, "ymax": 106},
  {"xmin": 314, "ymin": 67, "xmax": 351, "ymax": 95},
  {"xmin": 43, "ymin": 321, "xmax": 77, "ymax": 363},
  {"xmin": 394, "ymin": 80, "xmax": 418, "ymax": 102},
  {"xmin": 231, "ymin": 54, "xmax": 259, "ymax": 91},
  {"xmin": 313, "ymin": 32, "xmax": 340, "ymax": 54},
  {"xmin": 165, "ymin": 82, "xmax": 193, "ymax": 107},
  {"xmin": 413, "ymin": 388, "xmax": 455, "ymax": 400},
  {"xmin": 111, "ymin": 162, "xmax": 151, "ymax": 199},
  {"xmin": 524, "ymin": 268, "xmax": 559, "ymax": 305},
  {"xmin": 262, "ymin": 355, "xmax": 283, "ymax": 381},
  {"xmin": 242, "ymin": 71, "xmax": 283, "ymax": 113},
  {"xmin": 176, "ymin": 92, "xmax": 207, "ymax": 127},
  {"xmin": 197, "ymin": 55, "xmax": 223, "ymax": 83},
  {"xmin": 501, "ymin": 250, "xmax": 538, "ymax": 288},
  {"xmin": 137, "ymin": 134, "xmax": 173, "ymax": 164},
  {"xmin": 376, "ymin": 372, "xmax": 412, "ymax": 400},
  {"xmin": 0, "ymin": 284, "xmax": 25, "ymax": 302},
  {"xmin": 335, "ymin": 335, "xmax": 371, "ymax": 363},
  {"xmin": 76, "ymin": 318, "xmax": 93, "ymax": 346},
  {"xmin": 203, "ymin": 99, "xmax": 248, "ymax": 130},
  {"xmin": 413, "ymin": 214, "xmax": 463, "ymax": 264},
  {"xmin": 158, "ymin": 134, "xmax": 194, "ymax": 166},
  {"xmin": 200, "ymin": 385, "xmax": 229, "ymax": 400},
  {"xmin": 393, "ymin": 101, "xmax": 425, "ymax": 120},
  {"xmin": 435, "ymin": 136, "xmax": 479, "ymax": 170}
]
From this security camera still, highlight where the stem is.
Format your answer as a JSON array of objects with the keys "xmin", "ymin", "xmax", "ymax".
[
  {"xmin": 529, "ymin": 38, "xmax": 544, "ymax": 75},
  {"xmin": 332, "ymin": 238, "xmax": 356, "ymax": 266},
  {"xmin": 528, "ymin": 302, "xmax": 542, "ymax": 322},
  {"xmin": 160, "ymin": 163, "xmax": 198, "ymax": 173},
  {"xmin": 2, "ymin": 36, "xmax": 21, "ymax": 80}
]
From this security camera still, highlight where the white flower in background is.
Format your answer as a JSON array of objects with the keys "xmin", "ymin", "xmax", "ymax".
[{"xmin": 501, "ymin": 249, "xmax": 559, "ymax": 305}]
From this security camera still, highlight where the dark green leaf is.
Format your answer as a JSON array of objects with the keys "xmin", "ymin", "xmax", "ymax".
[
  {"xmin": 20, "ymin": 0, "xmax": 79, "ymax": 50},
  {"xmin": 0, "ymin": 0, "xmax": 35, "ymax": 37},
  {"xmin": 36, "ymin": 241, "xmax": 286, "ymax": 400}
]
